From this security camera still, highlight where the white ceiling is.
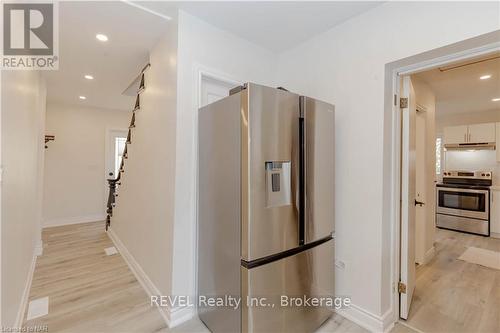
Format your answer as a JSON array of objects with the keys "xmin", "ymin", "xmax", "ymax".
[
  {"xmin": 43, "ymin": 1, "xmax": 171, "ymax": 110},
  {"xmin": 137, "ymin": 1, "xmax": 382, "ymax": 52},
  {"xmin": 45, "ymin": 1, "xmax": 381, "ymax": 111},
  {"xmin": 414, "ymin": 55, "xmax": 500, "ymax": 117}
]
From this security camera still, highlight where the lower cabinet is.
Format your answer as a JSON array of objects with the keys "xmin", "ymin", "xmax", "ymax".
[{"xmin": 491, "ymin": 189, "xmax": 500, "ymax": 237}]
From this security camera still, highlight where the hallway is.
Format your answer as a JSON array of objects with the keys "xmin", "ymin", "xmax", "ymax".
[{"xmin": 22, "ymin": 222, "xmax": 167, "ymax": 332}]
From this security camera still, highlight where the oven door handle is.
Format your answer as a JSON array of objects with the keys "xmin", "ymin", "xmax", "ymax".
[
  {"xmin": 437, "ymin": 187, "xmax": 489, "ymax": 194},
  {"xmin": 415, "ymin": 199, "xmax": 425, "ymax": 207}
]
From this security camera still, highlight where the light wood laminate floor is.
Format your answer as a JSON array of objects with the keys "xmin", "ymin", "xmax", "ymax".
[
  {"xmin": 22, "ymin": 222, "xmax": 167, "ymax": 332},
  {"xmin": 405, "ymin": 228, "xmax": 500, "ymax": 333},
  {"xmin": 22, "ymin": 221, "xmax": 415, "ymax": 333}
]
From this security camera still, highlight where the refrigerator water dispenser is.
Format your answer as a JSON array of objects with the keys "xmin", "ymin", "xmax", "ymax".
[{"xmin": 265, "ymin": 161, "xmax": 291, "ymax": 208}]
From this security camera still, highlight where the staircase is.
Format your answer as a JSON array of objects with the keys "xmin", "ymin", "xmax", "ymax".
[{"xmin": 106, "ymin": 64, "xmax": 148, "ymax": 231}]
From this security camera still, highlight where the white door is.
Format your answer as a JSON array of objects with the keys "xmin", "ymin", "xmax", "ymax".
[
  {"xmin": 400, "ymin": 76, "xmax": 417, "ymax": 320},
  {"xmin": 105, "ymin": 129, "xmax": 128, "ymax": 180},
  {"xmin": 415, "ymin": 110, "xmax": 426, "ymax": 265},
  {"xmin": 468, "ymin": 123, "xmax": 496, "ymax": 143},
  {"xmin": 200, "ymin": 75, "xmax": 237, "ymax": 108},
  {"xmin": 443, "ymin": 125, "xmax": 468, "ymax": 144}
]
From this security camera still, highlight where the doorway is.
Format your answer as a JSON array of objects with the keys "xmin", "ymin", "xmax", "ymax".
[
  {"xmin": 394, "ymin": 46, "xmax": 500, "ymax": 331},
  {"xmin": 199, "ymin": 73, "xmax": 238, "ymax": 108},
  {"xmin": 385, "ymin": 32, "xmax": 500, "ymax": 330},
  {"xmin": 105, "ymin": 128, "xmax": 128, "ymax": 180}
]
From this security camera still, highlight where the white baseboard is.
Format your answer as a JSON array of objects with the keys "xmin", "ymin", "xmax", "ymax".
[
  {"xmin": 424, "ymin": 246, "xmax": 436, "ymax": 264},
  {"xmin": 491, "ymin": 232, "xmax": 500, "ymax": 239},
  {"xmin": 14, "ymin": 251, "xmax": 38, "ymax": 328},
  {"xmin": 34, "ymin": 239, "xmax": 43, "ymax": 256},
  {"xmin": 43, "ymin": 214, "xmax": 106, "ymax": 228},
  {"xmin": 336, "ymin": 303, "xmax": 394, "ymax": 333},
  {"xmin": 106, "ymin": 227, "xmax": 194, "ymax": 328}
]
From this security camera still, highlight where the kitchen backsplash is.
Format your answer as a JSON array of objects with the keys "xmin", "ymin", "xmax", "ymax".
[{"xmin": 444, "ymin": 150, "xmax": 500, "ymax": 185}]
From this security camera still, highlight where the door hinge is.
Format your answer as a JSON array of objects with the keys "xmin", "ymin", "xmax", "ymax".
[
  {"xmin": 398, "ymin": 282, "xmax": 407, "ymax": 294},
  {"xmin": 394, "ymin": 94, "xmax": 397, "ymax": 106},
  {"xmin": 400, "ymin": 98, "xmax": 408, "ymax": 109}
]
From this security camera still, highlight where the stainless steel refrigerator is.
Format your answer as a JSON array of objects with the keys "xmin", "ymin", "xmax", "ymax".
[{"xmin": 198, "ymin": 83, "xmax": 335, "ymax": 333}]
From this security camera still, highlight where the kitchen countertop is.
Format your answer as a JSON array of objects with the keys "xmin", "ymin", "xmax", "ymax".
[{"xmin": 491, "ymin": 185, "xmax": 500, "ymax": 191}]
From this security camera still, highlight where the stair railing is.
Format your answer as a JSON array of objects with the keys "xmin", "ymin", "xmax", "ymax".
[{"xmin": 106, "ymin": 64, "xmax": 149, "ymax": 231}]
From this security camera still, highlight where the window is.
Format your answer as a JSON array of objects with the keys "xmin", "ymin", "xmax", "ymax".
[
  {"xmin": 114, "ymin": 137, "xmax": 127, "ymax": 176},
  {"xmin": 436, "ymin": 137, "xmax": 442, "ymax": 175}
]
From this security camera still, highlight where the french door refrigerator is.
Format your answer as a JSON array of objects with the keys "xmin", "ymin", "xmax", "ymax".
[{"xmin": 198, "ymin": 83, "xmax": 335, "ymax": 333}]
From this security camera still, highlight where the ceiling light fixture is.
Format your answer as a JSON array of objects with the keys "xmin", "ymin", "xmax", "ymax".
[
  {"xmin": 480, "ymin": 75, "xmax": 492, "ymax": 80},
  {"xmin": 84, "ymin": 75, "xmax": 94, "ymax": 80},
  {"xmin": 96, "ymin": 34, "xmax": 108, "ymax": 42},
  {"xmin": 492, "ymin": 98, "xmax": 500, "ymax": 102},
  {"xmin": 79, "ymin": 96, "xmax": 87, "ymax": 100}
]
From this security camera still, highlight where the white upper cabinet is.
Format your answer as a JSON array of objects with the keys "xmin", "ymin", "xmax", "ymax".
[
  {"xmin": 443, "ymin": 125, "xmax": 468, "ymax": 145},
  {"xmin": 497, "ymin": 123, "xmax": 500, "ymax": 162},
  {"xmin": 469, "ymin": 123, "xmax": 496, "ymax": 143},
  {"xmin": 443, "ymin": 123, "xmax": 496, "ymax": 145}
]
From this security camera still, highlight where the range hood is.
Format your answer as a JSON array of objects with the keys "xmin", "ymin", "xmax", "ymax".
[{"xmin": 444, "ymin": 142, "xmax": 496, "ymax": 150}]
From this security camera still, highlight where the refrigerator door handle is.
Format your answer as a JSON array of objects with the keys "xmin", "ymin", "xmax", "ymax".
[{"xmin": 298, "ymin": 96, "xmax": 306, "ymax": 246}]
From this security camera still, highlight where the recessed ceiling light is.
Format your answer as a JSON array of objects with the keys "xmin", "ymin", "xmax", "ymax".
[
  {"xmin": 492, "ymin": 98, "xmax": 500, "ymax": 102},
  {"xmin": 84, "ymin": 74, "xmax": 94, "ymax": 80},
  {"xmin": 79, "ymin": 96, "xmax": 87, "ymax": 100},
  {"xmin": 96, "ymin": 34, "xmax": 108, "ymax": 42},
  {"xmin": 480, "ymin": 74, "xmax": 492, "ymax": 80}
]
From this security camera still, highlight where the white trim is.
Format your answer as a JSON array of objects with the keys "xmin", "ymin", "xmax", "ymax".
[
  {"xmin": 196, "ymin": 65, "xmax": 241, "ymax": 109},
  {"xmin": 43, "ymin": 214, "xmax": 106, "ymax": 228},
  {"xmin": 423, "ymin": 246, "xmax": 436, "ymax": 265},
  {"xmin": 337, "ymin": 304, "xmax": 394, "ymax": 333},
  {"xmin": 490, "ymin": 232, "xmax": 500, "ymax": 239},
  {"xmin": 106, "ymin": 227, "xmax": 194, "ymax": 328},
  {"xmin": 396, "ymin": 321, "xmax": 426, "ymax": 333},
  {"xmin": 396, "ymin": 41, "xmax": 500, "ymax": 76},
  {"xmin": 388, "ymin": 39, "xmax": 500, "ymax": 326},
  {"xmin": 34, "ymin": 239, "xmax": 43, "ymax": 256},
  {"xmin": 14, "ymin": 252, "xmax": 38, "ymax": 328},
  {"xmin": 104, "ymin": 127, "xmax": 128, "ymax": 180}
]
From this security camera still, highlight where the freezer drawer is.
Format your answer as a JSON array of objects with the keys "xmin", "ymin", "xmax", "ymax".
[{"xmin": 241, "ymin": 239, "xmax": 334, "ymax": 333}]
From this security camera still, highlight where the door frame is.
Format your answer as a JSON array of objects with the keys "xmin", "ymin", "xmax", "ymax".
[
  {"xmin": 385, "ymin": 32, "xmax": 499, "ymax": 325},
  {"xmin": 414, "ymin": 105, "xmax": 427, "ymax": 266},
  {"xmin": 104, "ymin": 127, "xmax": 128, "ymax": 208}
]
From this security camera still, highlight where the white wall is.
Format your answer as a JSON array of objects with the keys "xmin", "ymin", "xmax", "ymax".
[
  {"xmin": 412, "ymin": 77, "xmax": 437, "ymax": 264},
  {"xmin": 171, "ymin": 10, "xmax": 277, "ymax": 306},
  {"xmin": 110, "ymin": 18, "xmax": 179, "ymax": 302},
  {"xmin": 446, "ymin": 150, "xmax": 499, "ymax": 184},
  {"xmin": 42, "ymin": 103, "xmax": 129, "ymax": 227},
  {"xmin": 436, "ymin": 109, "xmax": 500, "ymax": 133},
  {"xmin": 275, "ymin": 1, "xmax": 499, "ymax": 328},
  {"xmin": 1, "ymin": 71, "xmax": 46, "ymax": 327}
]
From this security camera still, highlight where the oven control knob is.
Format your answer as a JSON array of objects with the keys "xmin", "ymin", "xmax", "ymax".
[{"xmin": 482, "ymin": 173, "xmax": 485, "ymax": 176}]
